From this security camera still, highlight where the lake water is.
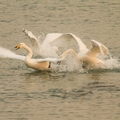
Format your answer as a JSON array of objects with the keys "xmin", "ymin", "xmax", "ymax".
[{"xmin": 0, "ymin": 0, "xmax": 120, "ymax": 120}]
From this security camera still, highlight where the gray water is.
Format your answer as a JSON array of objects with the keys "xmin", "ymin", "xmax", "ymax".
[{"xmin": 0, "ymin": 0, "xmax": 120, "ymax": 120}]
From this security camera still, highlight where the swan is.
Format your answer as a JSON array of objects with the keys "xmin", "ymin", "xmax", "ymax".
[
  {"xmin": 0, "ymin": 43, "xmax": 62, "ymax": 71},
  {"xmin": 22, "ymin": 29, "xmax": 110, "ymax": 69},
  {"xmin": 57, "ymin": 40, "xmax": 110, "ymax": 69}
]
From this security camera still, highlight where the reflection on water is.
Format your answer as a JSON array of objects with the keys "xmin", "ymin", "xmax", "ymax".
[
  {"xmin": 0, "ymin": 71, "xmax": 120, "ymax": 120},
  {"xmin": 87, "ymin": 73, "xmax": 101, "ymax": 80},
  {"xmin": 25, "ymin": 71, "xmax": 51, "ymax": 81},
  {"xmin": 0, "ymin": 0, "xmax": 120, "ymax": 120}
]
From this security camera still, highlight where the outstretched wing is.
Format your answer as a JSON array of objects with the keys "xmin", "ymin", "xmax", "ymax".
[
  {"xmin": 42, "ymin": 33, "xmax": 62, "ymax": 44},
  {"xmin": 87, "ymin": 40, "xmax": 109, "ymax": 58},
  {"xmin": 40, "ymin": 33, "xmax": 63, "ymax": 57},
  {"xmin": 0, "ymin": 46, "xmax": 25, "ymax": 61},
  {"xmin": 23, "ymin": 30, "xmax": 62, "ymax": 57},
  {"xmin": 50, "ymin": 33, "xmax": 87, "ymax": 55},
  {"xmin": 23, "ymin": 28, "xmax": 41, "ymax": 54}
]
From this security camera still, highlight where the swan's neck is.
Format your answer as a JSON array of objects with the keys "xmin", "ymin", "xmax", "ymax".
[
  {"xmin": 60, "ymin": 49, "xmax": 79, "ymax": 60},
  {"xmin": 24, "ymin": 45, "xmax": 33, "ymax": 58}
]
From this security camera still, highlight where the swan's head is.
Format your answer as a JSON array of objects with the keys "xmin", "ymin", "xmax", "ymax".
[{"xmin": 15, "ymin": 43, "xmax": 26, "ymax": 50}]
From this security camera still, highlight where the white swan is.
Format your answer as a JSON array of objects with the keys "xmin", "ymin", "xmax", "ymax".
[
  {"xmin": 22, "ymin": 29, "xmax": 110, "ymax": 69},
  {"xmin": 0, "ymin": 43, "xmax": 62, "ymax": 71},
  {"xmin": 58, "ymin": 40, "xmax": 110, "ymax": 69}
]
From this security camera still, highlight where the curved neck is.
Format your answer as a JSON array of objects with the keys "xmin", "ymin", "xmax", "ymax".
[
  {"xmin": 60, "ymin": 49, "xmax": 79, "ymax": 60},
  {"xmin": 24, "ymin": 44, "xmax": 33, "ymax": 58}
]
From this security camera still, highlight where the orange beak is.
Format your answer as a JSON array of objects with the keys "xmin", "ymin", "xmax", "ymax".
[{"xmin": 15, "ymin": 44, "xmax": 21, "ymax": 50}]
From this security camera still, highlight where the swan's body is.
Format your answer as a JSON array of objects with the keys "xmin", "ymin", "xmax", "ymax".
[
  {"xmin": 0, "ymin": 43, "xmax": 62, "ymax": 71},
  {"xmin": 15, "ymin": 43, "xmax": 50, "ymax": 70},
  {"xmin": 58, "ymin": 40, "xmax": 109, "ymax": 69}
]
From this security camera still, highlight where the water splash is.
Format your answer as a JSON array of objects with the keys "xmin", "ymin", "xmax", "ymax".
[
  {"xmin": 0, "ymin": 46, "xmax": 25, "ymax": 60},
  {"xmin": 52, "ymin": 54, "xmax": 120, "ymax": 73},
  {"xmin": 51, "ymin": 55, "xmax": 86, "ymax": 73},
  {"xmin": 104, "ymin": 56, "xmax": 120, "ymax": 69}
]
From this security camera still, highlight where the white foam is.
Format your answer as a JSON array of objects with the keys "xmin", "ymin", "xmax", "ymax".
[
  {"xmin": 104, "ymin": 56, "xmax": 120, "ymax": 69},
  {"xmin": 51, "ymin": 55, "xmax": 120, "ymax": 73}
]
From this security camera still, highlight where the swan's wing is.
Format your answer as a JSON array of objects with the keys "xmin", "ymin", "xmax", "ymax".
[
  {"xmin": 22, "ymin": 28, "xmax": 41, "ymax": 54},
  {"xmin": 0, "ymin": 46, "xmax": 25, "ymax": 61},
  {"xmin": 40, "ymin": 33, "xmax": 63, "ymax": 57},
  {"xmin": 87, "ymin": 40, "xmax": 109, "ymax": 57},
  {"xmin": 50, "ymin": 33, "xmax": 87, "ymax": 54},
  {"xmin": 23, "ymin": 28, "xmax": 39, "ymax": 46},
  {"xmin": 42, "ymin": 33, "xmax": 62, "ymax": 44},
  {"xmin": 37, "ymin": 32, "xmax": 45, "ymax": 44},
  {"xmin": 40, "ymin": 44, "xmax": 59, "ymax": 58}
]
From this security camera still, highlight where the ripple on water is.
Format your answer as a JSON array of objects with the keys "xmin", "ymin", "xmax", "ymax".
[{"xmin": 47, "ymin": 88, "xmax": 93, "ymax": 99}]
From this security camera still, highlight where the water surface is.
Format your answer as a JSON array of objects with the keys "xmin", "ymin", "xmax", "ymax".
[{"xmin": 0, "ymin": 0, "xmax": 120, "ymax": 120}]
